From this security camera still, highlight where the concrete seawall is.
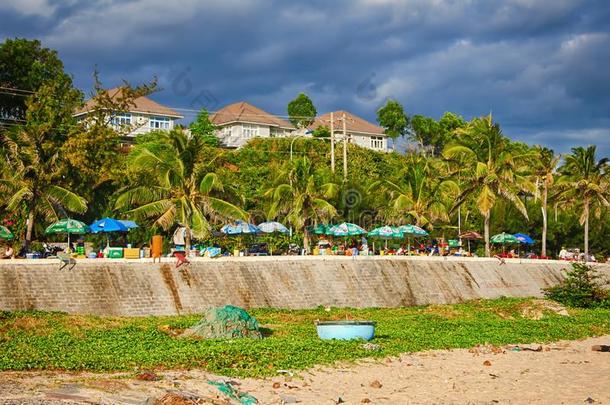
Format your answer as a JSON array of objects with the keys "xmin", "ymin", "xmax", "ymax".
[{"xmin": 1, "ymin": 256, "xmax": 608, "ymax": 316}]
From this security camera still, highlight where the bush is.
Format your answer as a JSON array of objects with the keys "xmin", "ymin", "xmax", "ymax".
[{"xmin": 543, "ymin": 262, "xmax": 610, "ymax": 308}]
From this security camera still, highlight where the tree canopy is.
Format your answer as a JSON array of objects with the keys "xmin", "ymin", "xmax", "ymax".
[{"xmin": 287, "ymin": 93, "xmax": 316, "ymax": 129}]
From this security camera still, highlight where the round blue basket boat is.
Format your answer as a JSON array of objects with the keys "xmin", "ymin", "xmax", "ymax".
[{"xmin": 315, "ymin": 320, "xmax": 376, "ymax": 341}]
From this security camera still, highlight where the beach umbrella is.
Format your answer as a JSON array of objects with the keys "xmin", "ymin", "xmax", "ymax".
[
  {"xmin": 220, "ymin": 220, "xmax": 261, "ymax": 235},
  {"xmin": 90, "ymin": 217, "xmax": 130, "ymax": 233},
  {"xmin": 513, "ymin": 233, "xmax": 534, "ymax": 244},
  {"xmin": 459, "ymin": 231, "xmax": 482, "ymax": 254},
  {"xmin": 258, "ymin": 221, "xmax": 289, "ymax": 234},
  {"xmin": 459, "ymin": 231, "xmax": 482, "ymax": 240},
  {"xmin": 490, "ymin": 232, "xmax": 519, "ymax": 244},
  {"xmin": 45, "ymin": 218, "xmax": 88, "ymax": 248},
  {"xmin": 258, "ymin": 221, "xmax": 289, "ymax": 255},
  {"xmin": 368, "ymin": 226, "xmax": 404, "ymax": 251},
  {"xmin": 310, "ymin": 223, "xmax": 333, "ymax": 235},
  {"xmin": 491, "ymin": 232, "xmax": 519, "ymax": 253},
  {"xmin": 396, "ymin": 224, "xmax": 428, "ymax": 254},
  {"xmin": 119, "ymin": 220, "xmax": 139, "ymax": 230},
  {"xmin": 0, "ymin": 225, "xmax": 14, "ymax": 240},
  {"xmin": 45, "ymin": 218, "xmax": 88, "ymax": 235},
  {"xmin": 396, "ymin": 224, "xmax": 428, "ymax": 236},
  {"xmin": 328, "ymin": 222, "xmax": 367, "ymax": 237},
  {"xmin": 89, "ymin": 217, "xmax": 134, "ymax": 247}
]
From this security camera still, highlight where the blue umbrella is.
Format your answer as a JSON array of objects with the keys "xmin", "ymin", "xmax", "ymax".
[
  {"xmin": 90, "ymin": 218, "xmax": 130, "ymax": 233},
  {"xmin": 119, "ymin": 220, "xmax": 139, "ymax": 229},
  {"xmin": 258, "ymin": 221, "xmax": 289, "ymax": 234},
  {"xmin": 90, "ymin": 217, "xmax": 135, "ymax": 248},
  {"xmin": 220, "ymin": 220, "xmax": 261, "ymax": 235},
  {"xmin": 513, "ymin": 233, "xmax": 534, "ymax": 244}
]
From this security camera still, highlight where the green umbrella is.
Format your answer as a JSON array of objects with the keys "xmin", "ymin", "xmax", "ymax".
[
  {"xmin": 45, "ymin": 219, "xmax": 89, "ymax": 248},
  {"xmin": 368, "ymin": 226, "xmax": 404, "ymax": 251},
  {"xmin": 490, "ymin": 232, "xmax": 519, "ymax": 254},
  {"xmin": 0, "ymin": 225, "xmax": 14, "ymax": 240},
  {"xmin": 490, "ymin": 232, "xmax": 519, "ymax": 244},
  {"xmin": 328, "ymin": 222, "xmax": 367, "ymax": 237},
  {"xmin": 310, "ymin": 224, "xmax": 333, "ymax": 235}
]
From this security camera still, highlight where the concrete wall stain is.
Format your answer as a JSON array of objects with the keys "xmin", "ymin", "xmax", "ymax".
[{"xmin": 160, "ymin": 264, "xmax": 183, "ymax": 314}]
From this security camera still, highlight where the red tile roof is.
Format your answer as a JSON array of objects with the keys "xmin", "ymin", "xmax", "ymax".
[
  {"xmin": 210, "ymin": 101, "xmax": 294, "ymax": 129},
  {"xmin": 75, "ymin": 87, "xmax": 183, "ymax": 118},
  {"xmin": 310, "ymin": 110, "xmax": 385, "ymax": 136}
]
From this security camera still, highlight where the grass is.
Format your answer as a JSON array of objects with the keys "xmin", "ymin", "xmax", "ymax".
[{"xmin": 0, "ymin": 298, "xmax": 609, "ymax": 378}]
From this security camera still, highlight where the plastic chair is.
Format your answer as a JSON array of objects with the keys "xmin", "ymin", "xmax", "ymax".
[
  {"xmin": 174, "ymin": 251, "xmax": 190, "ymax": 268},
  {"xmin": 57, "ymin": 252, "xmax": 76, "ymax": 271}
]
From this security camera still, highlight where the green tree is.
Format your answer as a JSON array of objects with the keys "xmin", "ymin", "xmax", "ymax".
[
  {"xmin": 264, "ymin": 157, "xmax": 337, "ymax": 252},
  {"xmin": 60, "ymin": 74, "xmax": 157, "ymax": 212},
  {"xmin": 115, "ymin": 128, "xmax": 246, "ymax": 251},
  {"xmin": 0, "ymin": 38, "xmax": 72, "ymax": 123},
  {"xmin": 287, "ymin": 93, "xmax": 316, "ymax": 129},
  {"xmin": 0, "ymin": 77, "xmax": 87, "ymax": 249},
  {"xmin": 312, "ymin": 125, "xmax": 330, "ymax": 138},
  {"xmin": 532, "ymin": 146, "xmax": 560, "ymax": 257},
  {"xmin": 409, "ymin": 115, "xmax": 440, "ymax": 154},
  {"xmin": 555, "ymin": 146, "xmax": 609, "ymax": 259},
  {"xmin": 380, "ymin": 155, "xmax": 458, "ymax": 228},
  {"xmin": 189, "ymin": 108, "xmax": 219, "ymax": 147},
  {"xmin": 377, "ymin": 99, "xmax": 408, "ymax": 151},
  {"xmin": 443, "ymin": 114, "xmax": 534, "ymax": 256}
]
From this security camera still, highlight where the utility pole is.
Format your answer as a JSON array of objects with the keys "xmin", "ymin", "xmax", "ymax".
[
  {"xmin": 342, "ymin": 112, "xmax": 348, "ymax": 181},
  {"xmin": 330, "ymin": 112, "xmax": 335, "ymax": 173}
]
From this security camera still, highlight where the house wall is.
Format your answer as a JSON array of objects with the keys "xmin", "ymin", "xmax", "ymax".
[
  {"xmin": 351, "ymin": 132, "xmax": 387, "ymax": 151},
  {"xmin": 217, "ymin": 123, "xmax": 292, "ymax": 148}
]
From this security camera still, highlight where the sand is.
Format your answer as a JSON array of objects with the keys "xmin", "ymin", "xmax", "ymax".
[{"xmin": 0, "ymin": 336, "xmax": 608, "ymax": 404}]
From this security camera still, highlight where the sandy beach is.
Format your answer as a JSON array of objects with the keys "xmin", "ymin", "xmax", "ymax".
[{"xmin": 0, "ymin": 335, "xmax": 608, "ymax": 405}]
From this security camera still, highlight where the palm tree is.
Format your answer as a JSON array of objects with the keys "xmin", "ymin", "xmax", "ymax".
[
  {"xmin": 0, "ymin": 125, "xmax": 87, "ymax": 250},
  {"xmin": 443, "ymin": 114, "xmax": 534, "ymax": 256},
  {"xmin": 555, "ymin": 146, "xmax": 609, "ymax": 259},
  {"xmin": 380, "ymin": 155, "xmax": 458, "ymax": 228},
  {"xmin": 532, "ymin": 146, "xmax": 560, "ymax": 257},
  {"xmin": 115, "ymin": 129, "xmax": 247, "ymax": 250},
  {"xmin": 264, "ymin": 157, "xmax": 338, "ymax": 252}
]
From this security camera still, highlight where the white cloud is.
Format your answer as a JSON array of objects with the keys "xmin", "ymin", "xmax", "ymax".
[{"xmin": 0, "ymin": 0, "xmax": 56, "ymax": 17}]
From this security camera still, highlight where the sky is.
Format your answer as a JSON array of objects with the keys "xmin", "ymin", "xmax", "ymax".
[{"xmin": 1, "ymin": 0, "xmax": 609, "ymax": 155}]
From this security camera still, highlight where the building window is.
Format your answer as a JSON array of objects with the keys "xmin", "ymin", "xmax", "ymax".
[
  {"xmin": 112, "ymin": 113, "xmax": 132, "ymax": 126},
  {"xmin": 149, "ymin": 116, "xmax": 170, "ymax": 130},
  {"xmin": 221, "ymin": 126, "xmax": 233, "ymax": 136},
  {"xmin": 242, "ymin": 124, "xmax": 259, "ymax": 138},
  {"xmin": 370, "ymin": 136, "xmax": 384, "ymax": 149}
]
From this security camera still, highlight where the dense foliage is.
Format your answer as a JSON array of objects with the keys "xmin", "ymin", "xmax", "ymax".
[
  {"xmin": 544, "ymin": 262, "xmax": 610, "ymax": 308},
  {"xmin": 1, "ymin": 38, "xmax": 610, "ymax": 259},
  {"xmin": 0, "ymin": 298, "xmax": 608, "ymax": 376}
]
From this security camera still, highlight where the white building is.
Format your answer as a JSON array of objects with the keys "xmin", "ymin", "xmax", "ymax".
[
  {"xmin": 74, "ymin": 87, "xmax": 183, "ymax": 137},
  {"xmin": 211, "ymin": 101, "xmax": 295, "ymax": 148},
  {"xmin": 211, "ymin": 101, "xmax": 388, "ymax": 151},
  {"xmin": 309, "ymin": 111, "xmax": 388, "ymax": 152}
]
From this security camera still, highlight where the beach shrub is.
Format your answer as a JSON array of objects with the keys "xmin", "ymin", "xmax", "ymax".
[{"xmin": 544, "ymin": 262, "xmax": 610, "ymax": 308}]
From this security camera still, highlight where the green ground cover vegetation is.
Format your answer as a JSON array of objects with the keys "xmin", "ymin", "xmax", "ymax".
[{"xmin": 1, "ymin": 298, "xmax": 608, "ymax": 377}]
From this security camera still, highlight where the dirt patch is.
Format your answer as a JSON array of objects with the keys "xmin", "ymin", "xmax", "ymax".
[
  {"xmin": 0, "ymin": 315, "xmax": 54, "ymax": 336},
  {"xmin": 422, "ymin": 305, "xmax": 463, "ymax": 319},
  {"xmin": 519, "ymin": 299, "xmax": 569, "ymax": 320}
]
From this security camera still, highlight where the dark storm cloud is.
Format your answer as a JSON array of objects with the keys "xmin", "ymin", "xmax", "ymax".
[{"xmin": 1, "ymin": 0, "xmax": 609, "ymax": 155}]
